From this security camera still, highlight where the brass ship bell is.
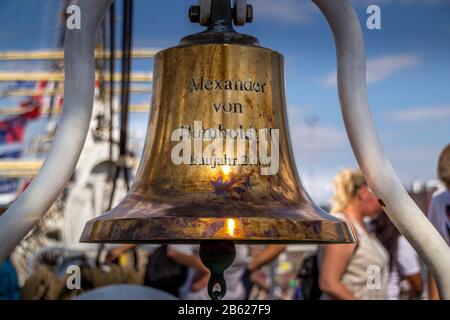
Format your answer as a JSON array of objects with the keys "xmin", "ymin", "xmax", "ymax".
[{"xmin": 81, "ymin": 0, "xmax": 355, "ymax": 299}]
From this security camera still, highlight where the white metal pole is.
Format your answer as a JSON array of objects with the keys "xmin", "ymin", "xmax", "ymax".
[
  {"xmin": 0, "ymin": 0, "xmax": 113, "ymax": 263},
  {"xmin": 312, "ymin": 0, "xmax": 450, "ymax": 299}
]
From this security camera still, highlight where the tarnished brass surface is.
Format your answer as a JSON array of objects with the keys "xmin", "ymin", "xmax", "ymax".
[{"xmin": 81, "ymin": 44, "xmax": 355, "ymax": 244}]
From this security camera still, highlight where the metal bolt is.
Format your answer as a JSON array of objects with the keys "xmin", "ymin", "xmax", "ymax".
[
  {"xmin": 189, "ymin": 5, "xmax": 200, "ymax": 23},
  {"xmin": 246, "ymin": 5, "xmax": 253, "ymax": 23}
]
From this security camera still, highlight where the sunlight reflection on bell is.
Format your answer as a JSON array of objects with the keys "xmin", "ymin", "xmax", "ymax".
[
  {"xmin": 222, "ymin": 165, "xmax": 231, "ymax": 177},
  {"xmin": 226, "ymin": 218, "xmax": 236, "ymax": 237}
]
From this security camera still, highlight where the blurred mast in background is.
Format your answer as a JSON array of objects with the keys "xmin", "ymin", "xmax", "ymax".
[{"xmin": 0, "ymin": 0, "xmax": 153, "ymax": 282}]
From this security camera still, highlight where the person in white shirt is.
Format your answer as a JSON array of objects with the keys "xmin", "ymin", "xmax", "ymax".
[
  {"xmin": 319, "ymin": 169, "xmax": 390, "ymax": 300},
  {"xmin": 372, "ymin": 213, "xmax": 423, "ymax": 299},
  {"xmin": 428, "ymin": 143, "xmax": 450, "ymax": 299}
]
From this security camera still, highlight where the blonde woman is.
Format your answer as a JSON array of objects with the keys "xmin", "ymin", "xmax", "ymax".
[
  {"xmin": 428, "ymin": 144, "xmax": 450, "ymax": 300},
  {"xmin": 319, "ymin": 169, "xmax": 389, "ymax": 300}
]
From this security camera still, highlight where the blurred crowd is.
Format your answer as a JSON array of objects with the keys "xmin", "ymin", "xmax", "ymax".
[{"xmin": 1, "ymin": 144, "xmax": 449, "ymax": 300}]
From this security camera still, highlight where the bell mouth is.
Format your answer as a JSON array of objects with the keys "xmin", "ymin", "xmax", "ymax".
[{"xmin": 80, "ymin": 214, "xmax": 356, "ymax": 244}]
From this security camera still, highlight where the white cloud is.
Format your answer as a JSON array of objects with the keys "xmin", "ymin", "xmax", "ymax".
[
  {"xmin": 286, "ymin": 105, "xmax": 311, "ymax": 119},
  {"xmin": 384, "ymin": 145, "xmax": 445, "ymax": 186},
  {"xmin": 290, "ymin": 124, "xmax": 346, "ymax": 153},
  {"xmin": 323, "ymin": 54, "xmax": 420, "ymax": 87},
  {"xmin": 386, "ymin": 106, "xmax": 450, "ymax": 122},
  {"xmin": 388, "ymin": 145, "xmax": 440, "ymax": 163},
  {"xmin": 300, "ymin": 173, "xmax": 335, "ymax": 205},
  {"xmin": 287, "ymin": 106, "xmax": 348, "ymax": 156},
  {"xmin": 255, "ymin": 0, "xmax": 316, "ymax": 25}
]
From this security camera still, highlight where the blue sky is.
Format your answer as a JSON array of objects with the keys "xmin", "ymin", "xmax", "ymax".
[{"xmin": 0, "ymin": 0, "xmax": 449, "ymax": 204}]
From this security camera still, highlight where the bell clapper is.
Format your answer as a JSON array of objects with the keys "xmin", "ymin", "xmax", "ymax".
[
  {"xmin": 208, "ymin": 272, "xmax": 227, "ymax": 300},
  {"xmin": 199, "ymin": 240, "xmax": 236, "ymax": 300}
]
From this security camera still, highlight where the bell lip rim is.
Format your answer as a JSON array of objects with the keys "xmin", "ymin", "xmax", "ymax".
[
  {"xmin": 154, "ymin": 42, "xmax": 284, "ymax": 60},
  {"xmin": 79, "ymin": 239, "xmax": 356, "ymax": 244},
  {"xmin": 79, "ymin": 216, "xmax": 357, "ymax": 244}
]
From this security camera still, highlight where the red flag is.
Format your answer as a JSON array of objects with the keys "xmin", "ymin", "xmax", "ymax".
[
  {"xmin": 0, "ymin": 116, "xmax": 27, "ymax": 144},
  {"xmin": 18, "ymin": 80, "xmax": 48, "ymax": 119}
]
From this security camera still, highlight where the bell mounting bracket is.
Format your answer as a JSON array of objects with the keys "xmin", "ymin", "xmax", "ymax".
[
  {"xmin": 181, "ymin": 0, "xmax": 258, "ymax": 45},
  {"xmin": 189, "ymin": 0, "xmax": 253, "ymax": 29}
]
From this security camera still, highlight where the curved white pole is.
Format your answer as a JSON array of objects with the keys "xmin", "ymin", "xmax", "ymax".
[
  {"xmin": 0, "ymin": 0, "xmax": 113, "ymax": 263},
  {"xmin": 312, "ymin": 0, "xmax": 450, "ymax": 299}
]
